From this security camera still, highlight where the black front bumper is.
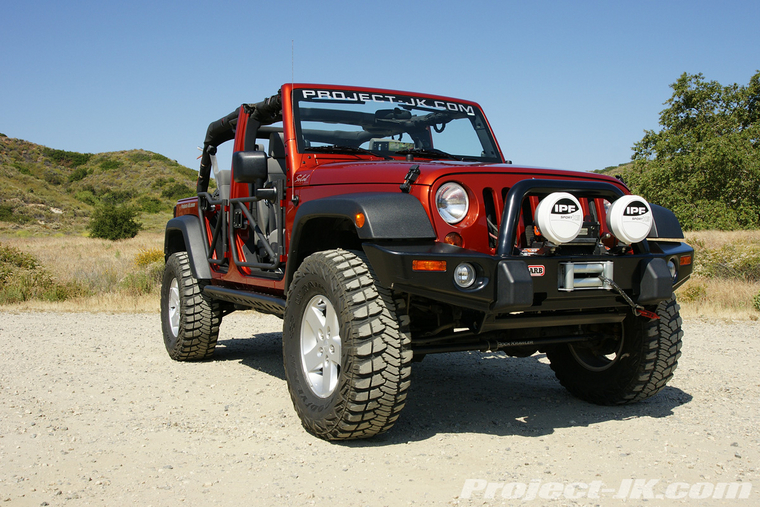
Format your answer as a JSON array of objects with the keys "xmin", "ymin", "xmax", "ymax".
[{"xmin": 363, "ymin": 240, "xmax": 693, "ymax": 319}]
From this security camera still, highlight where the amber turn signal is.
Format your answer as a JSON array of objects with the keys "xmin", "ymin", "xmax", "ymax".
[
  {"xmin": 444, "ymin": 232, "xmax": 463, "ymax": 247},
  {"xmin": 355, "ymin": 213, "xmax": 365, "ymax": 228},
  {"xmin": 679, "ymin": 255, "xmax": 692, "ymax": 266},
  {"xmin": 412, "ymin": 260, "xmax": 447, "ymax": 272}
]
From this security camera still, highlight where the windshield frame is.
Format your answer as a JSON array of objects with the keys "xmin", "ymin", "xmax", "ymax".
[{"xmin": 291, "ymin": 86, "xmax": 504, "ymax": 163}]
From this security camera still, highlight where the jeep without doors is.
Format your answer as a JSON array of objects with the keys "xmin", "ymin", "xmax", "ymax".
[{"xmin": 161, "ymin": 84, "xmax": 693, "ymax": 440}]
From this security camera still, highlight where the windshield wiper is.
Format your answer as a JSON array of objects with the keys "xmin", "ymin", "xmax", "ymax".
[
  {"xmin": 395, "ymin": 148, "xmax": 462, "ymax": 161},
  {"xmin": 306, "ymin": 145, "xmax": 391, "ymax": 160}
]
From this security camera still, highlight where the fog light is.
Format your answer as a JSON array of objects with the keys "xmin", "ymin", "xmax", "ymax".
[
  {"xmin": 454, "ymin": 263, "xmax": 476, "ymax": 288},
  {"xmin": 668, "ymin": 258, "xmax": 678, "ymax": 281}
]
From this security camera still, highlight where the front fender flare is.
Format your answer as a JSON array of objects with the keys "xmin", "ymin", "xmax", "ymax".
[{"xmin": 285, "ymin": 192, "xmax": 436, "ymax": 289}]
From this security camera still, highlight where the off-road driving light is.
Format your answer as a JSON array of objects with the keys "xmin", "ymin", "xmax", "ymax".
[
  {"xmin": 454, "ymin": 263, "xmax": 476, "ymax": 288},
  {"xmin": 436, "ymin": 182, "xmax": 469, "ymax": 224},
  {"xmin": 667, "ymin": 258, "xmax": 678, "ymax": 282},
  {"xmin": 606, "ymin": 195, "xmax": 653, "ymax": 244},
  {"xmin": 533, "ymin": 192, "xmax": 584, "ymax": 245}
]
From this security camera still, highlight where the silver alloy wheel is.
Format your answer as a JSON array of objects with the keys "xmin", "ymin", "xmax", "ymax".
[
  {"xmin": 299, "ymin": 295, "xmax": 342, "ymax": 398},
  {"xmin": 167, "ymin": 278, "xmax": 180, "ymax": 337}
]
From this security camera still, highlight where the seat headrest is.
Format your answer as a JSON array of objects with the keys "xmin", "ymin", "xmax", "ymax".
[{"xmin": 269, "ymin": 132, "xmax": 286, "ymax": 158}]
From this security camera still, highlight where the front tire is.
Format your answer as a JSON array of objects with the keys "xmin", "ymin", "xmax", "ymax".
[
  {"xmin": 160, "ymin": 252, "xmax": 221, "ymax": 361},
  {"xmin": 283, "ymin": 249, "xmax": 412, "ymax": 440},
  {"xmin": 547, "ymin": 294, "xmax": 682, "ymax": 404}
]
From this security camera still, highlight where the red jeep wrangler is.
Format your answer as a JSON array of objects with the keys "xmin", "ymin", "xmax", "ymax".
[{"xmin": 161, "ymin": 84, "xmax": 693, "ymax": 440}]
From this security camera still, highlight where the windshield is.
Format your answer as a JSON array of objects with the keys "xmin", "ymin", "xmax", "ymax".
[{"xmin": 292, "ymin": 88, "xmax": 502, "ymax": 162}]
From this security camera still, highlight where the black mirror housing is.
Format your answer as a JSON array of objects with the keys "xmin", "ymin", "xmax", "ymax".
[{"xmin": 232, "ymin": 151, "xmax": 268, "ymax": 183}]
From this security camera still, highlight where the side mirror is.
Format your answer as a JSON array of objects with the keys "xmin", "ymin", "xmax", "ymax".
[{"xmin": 232, "ymin": 151, "xmax": 268, "ymax": 183}]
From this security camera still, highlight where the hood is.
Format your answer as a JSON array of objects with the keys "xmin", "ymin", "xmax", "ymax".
[{"xmin": 302, "ymin": 159, "xmax": 626, "ymax": 188}]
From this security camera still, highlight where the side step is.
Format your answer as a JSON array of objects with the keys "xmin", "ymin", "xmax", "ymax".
[{"xmin": 204, "ymin": 285, "xmax": 285, "ymax": 318}]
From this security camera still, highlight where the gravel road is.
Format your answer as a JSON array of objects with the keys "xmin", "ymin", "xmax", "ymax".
[{"xmin": 1, "ymin": 311, "xmax": 758, "ymax": 506}]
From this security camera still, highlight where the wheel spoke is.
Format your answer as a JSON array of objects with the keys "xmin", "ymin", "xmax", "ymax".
[
  {"xmin": 168, "ymin": 278, "xmax": 180, "ymax": 337},
  {"xmin": 300, "ymin": 294, "xmax": 342, "ymax": 398},
  {"xmin": 302, "ymin": 342, "xmax": 323, "ymax": 374}
]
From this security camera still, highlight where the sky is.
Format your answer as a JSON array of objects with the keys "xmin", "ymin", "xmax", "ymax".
[{"xmin": 1, "ymin": 0, "xmax": 759, "ymax": 173}]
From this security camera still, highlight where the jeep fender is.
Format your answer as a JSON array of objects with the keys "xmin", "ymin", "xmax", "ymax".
[
  {"xmin": 285, "ymin": 192, "xmax": 436, "ymax": 289},
  {"xmin": 647, "ymin": 204, "xmax": 685, "ymax": 239},
  {"xmin": 164, "ymin": 214, "xmax": 212, "ymax": 280}
]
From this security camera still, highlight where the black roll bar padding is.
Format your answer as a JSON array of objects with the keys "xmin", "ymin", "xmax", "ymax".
[
  {"xmin": 197, "ymin": 91, "xmax": 282, "ymax": 193},
  {"xmin": 496, "ymin": 179, "xmax": 626, "ymax": 256},
  {"xmin": 197, "ymin": 108, "xmax": 241, "ymax": 193},
  {"xmin": 248, "ymin": 92, "xmax": 282, "ymax": 124}
]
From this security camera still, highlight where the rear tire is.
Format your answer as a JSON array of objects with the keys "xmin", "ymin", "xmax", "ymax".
[
  {"xmin": 547, "ymin": 294, "xmax": 682, "ymax": 404},
  {"xmin": 160, "ymin": 252, "xmax": 221, "ymax": 361},
  {"xmin": 283, "ymin": 249, "xmax": 412, "ymax": 440}
]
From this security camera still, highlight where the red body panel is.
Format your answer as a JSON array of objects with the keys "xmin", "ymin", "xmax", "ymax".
[{"xmin": 190, "ymin": 83, "xmax": 629, "ymax": 294}]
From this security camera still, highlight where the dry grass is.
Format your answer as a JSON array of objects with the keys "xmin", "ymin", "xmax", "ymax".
[
  {"xmin": 684, "ymin": 229, "xmax": 760, "ymax": 251},
  {"xmin": 1, "ymin": 232, "xmax": 163, "ymax": 312},
  {"xmin": 680, "ymin": 230, "xmax": 760, "ymax": 320},
  {"xmin": 677, "ymin": 277, "xmax": 759, "ymax": 320}
]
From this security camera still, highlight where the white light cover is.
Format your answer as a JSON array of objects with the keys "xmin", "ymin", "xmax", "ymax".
[
  {"xmin": 534, "ymin": 192, "xmax": 584, "ymax": 244},
  {"xmin": 606, "ymin": 195, "xmax": 653, "ymax": 244}
]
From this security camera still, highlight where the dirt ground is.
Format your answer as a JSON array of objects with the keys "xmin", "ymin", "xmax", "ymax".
[{"xmin": 0, "ymin": 311, "xmax": 758, "ymax": 506}]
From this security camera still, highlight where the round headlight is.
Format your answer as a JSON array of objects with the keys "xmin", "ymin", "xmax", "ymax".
[{"xmin": 436, "ymin": 182, "xmax": 469, "ymax": 224}]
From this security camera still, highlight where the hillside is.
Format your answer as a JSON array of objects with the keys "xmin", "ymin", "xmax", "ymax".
[{"xmin": 0, "ymin": 134, "xmax": 211, "ymax": 235}]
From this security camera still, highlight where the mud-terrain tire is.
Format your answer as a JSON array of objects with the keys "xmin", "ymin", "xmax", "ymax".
[
  {"xmin": 160, "ymin": 252, "xmax": 221, "ymax": 361},
  {"xmin": 283, "ymin": 249, "xmax": 412, "ymax": 440},
  {"xmin": 546, "ymin": 294, "xmax": 682, "ymax": 405}
]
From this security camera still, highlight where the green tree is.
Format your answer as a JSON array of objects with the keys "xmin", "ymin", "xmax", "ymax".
[
  {"xmin": 624, "ymin": 71, "xmax": 760, "ymax": 230},
  {"xmin": 87, "ymin": 205, "xmax": 143, "ymax": 240}
]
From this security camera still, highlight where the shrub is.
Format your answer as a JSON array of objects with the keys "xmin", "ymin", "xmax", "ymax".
[
  {"xmin": 134, "ymin": 248, "xmax": 164, "ymax": 268},
  {"xmin": 754, "ymin": 291, "xmax": 760, "ymax": 312},
  {"xmin": 129, "ymin": 152, "xmax": 152, "ymax": 164},
  {"xmin": 0, "ymin": 244, "xmax": 38, "ymax": 270},
  {"xmin": 99, "ymin": 159, "xmax": 123, "ymax": 171},
  {"xmin": 99, "ymin": 189, "xmax": 134, "ymax": 206},
  {"xmin": 0, "ymin": 204, "xmax": 34, "ymax": 225},
  {"xmin": 693, "ymin": 242, "xmax": 760, "ymax": 281},
  {"xmin": 87, "ymin": 205, "xmax": 143, "ymax": 240},
  {"xmin": 137, "ymin": 196, "xmax": 164, "ymax": 214},
  {"xmin": 121, "ymin": 262, "xmax": 163, "ymax": 296},
  {"xmin": 161, "ymin": 182, "xmax": 194, "ymax": 200},
  {"xmin": 69, "ymin": 166, "xmax": 89, "ymax": 182},
  {"xmin": 13, "ymin": 162, "xmax": 32, "ymax": 175},
  {"xmin": 43, "ymin": 148, "xmax": 92, "ymax": 167},
  {"xmin": 74, "ymin": 190, "xmax": 98, "ymax": 206},
  {"xmin": 679, "ymin": 283, "xmax": 707, "ymax": 303},
  {"xmin": 43, "ymin": 170, "xmax": 64, "ymax": 185}
]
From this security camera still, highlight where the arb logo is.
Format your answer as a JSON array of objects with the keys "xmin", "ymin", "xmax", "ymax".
[{"xmin": 528, "ymin": 265, "xmax": 545, "ymax": 277}]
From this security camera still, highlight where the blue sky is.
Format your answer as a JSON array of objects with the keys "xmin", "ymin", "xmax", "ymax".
[{"xmin": 2, "ymin": 0, "xmax": 758, "ymax": 173}]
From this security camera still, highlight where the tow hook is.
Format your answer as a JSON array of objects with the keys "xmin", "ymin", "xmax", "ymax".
[{"xmin": 599, "ymin": 275, "xmax": 660, "ymax": 320}]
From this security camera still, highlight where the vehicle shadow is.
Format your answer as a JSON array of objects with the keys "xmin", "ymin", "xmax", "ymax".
[
  {"xmin": 213, "ymin": 332, "xmax": 692, "ymax": 444},
  {"xmin": 362, "ymin": 351, "xmax": 692, "ymax": 446},
  {"xmin": 214, "ymin": 332, "xmax": 286, "ymax": 381}
]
